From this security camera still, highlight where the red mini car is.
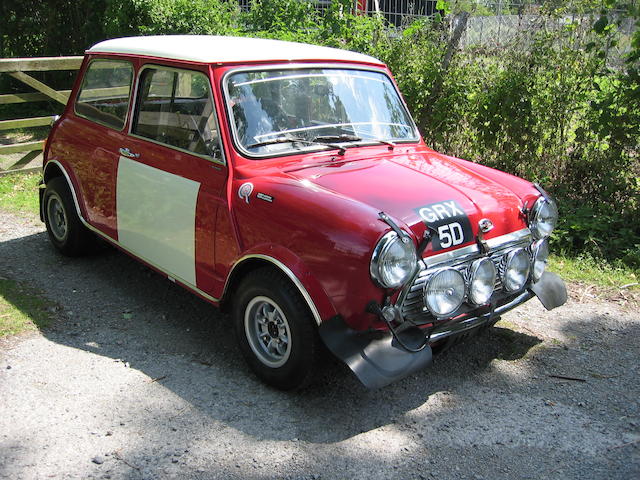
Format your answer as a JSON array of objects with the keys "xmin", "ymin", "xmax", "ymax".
[{"xmin": 41, "ymin": 35, "xmax": 566, "ymax": 389}]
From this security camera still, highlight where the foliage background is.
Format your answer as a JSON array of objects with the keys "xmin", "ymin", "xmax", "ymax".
[{"xmin": 1, "ymin": 0, "xmax": 638, "ymax": 273}]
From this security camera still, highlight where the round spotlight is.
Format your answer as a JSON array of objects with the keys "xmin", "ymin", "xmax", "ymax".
[
  {"xmin": 502, "ymin": 248, "xmax": 531, "ymax": 292},
  {"xmin": 424, "ymin": 268, "xmax": 466, "ymax": 317},
  {"xmin": 531, "ymin": 238, "xmax": 549, "ymax": 282},
  {"xmin": 468, "ymin": 257, "xmax": 497, "ymax": 305}
]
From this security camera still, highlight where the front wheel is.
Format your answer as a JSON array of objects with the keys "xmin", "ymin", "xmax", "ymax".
[{"xmin": 233, "ymin": 268, "xmax": 320, "ymax": 390}]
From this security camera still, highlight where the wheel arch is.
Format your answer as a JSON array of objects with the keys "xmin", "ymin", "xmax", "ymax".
[
  {"xmin": 221, "ymin": 253, "xmax": 336, "ymax": 326},
  {"xmin": 43, "ymin": 160, "xmax": 86, "ymax": 224}
]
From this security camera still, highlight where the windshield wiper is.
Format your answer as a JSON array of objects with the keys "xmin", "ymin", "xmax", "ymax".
[
  {"xmin": 314, "ymin": 134, "xmax": 396, "ymax": 151},
  {"xmin": 246, "ymin": 135, "xmax": 346, "ymax": 155},
  {"xmin": 245, "ymin": 136, "xmax": 300, "ymax": 149},
  {"xmin": 372, "ymin": 139, "xmax": 396, "ymax": 150},
  {"xmin": 313, "ymin": 134, "xmax": 362, "ymax": 143}
]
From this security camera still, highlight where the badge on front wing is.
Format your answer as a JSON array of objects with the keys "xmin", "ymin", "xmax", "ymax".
[{"xmin": 414, "ymin": 200, "xmax": 473, "ymax": 251}]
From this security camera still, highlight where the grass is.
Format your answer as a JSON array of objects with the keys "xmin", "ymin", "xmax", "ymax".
[
  {"xmin": 0, "ymin": 278, "xmax": 54, "ymax": 337},
  {"xmin": 0, "ymin": 171, "xmax": 41, "ymax": 215},
  {"xmin": 548, "ymin": 254, "xmax": 638, "ymax": 289},
  {"xmin": 548, "ymin": 254, "xmax": 639, "ymax": 307},
  {"xmin": 0, "ymin": 172, "xmax": 53, "ymax": 337}
]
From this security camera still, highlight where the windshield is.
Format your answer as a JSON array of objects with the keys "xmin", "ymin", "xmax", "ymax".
[{"xmin": 225, "ymin": 68, "xmax": 419, "ymax": 157}]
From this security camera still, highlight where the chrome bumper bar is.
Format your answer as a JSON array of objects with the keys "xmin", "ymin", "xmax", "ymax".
[{"xmin": 428, "ymin": 289, "xmax": 533, "ymax": 343}]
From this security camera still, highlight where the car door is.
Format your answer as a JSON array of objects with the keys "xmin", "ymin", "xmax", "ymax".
[
  {"xmin": 117, "ymin": 64, "xmax": 228, "ymax": 297},
  {"xmin": 66, "ymin": 57, "xmax": 135, "ymax": 239}
]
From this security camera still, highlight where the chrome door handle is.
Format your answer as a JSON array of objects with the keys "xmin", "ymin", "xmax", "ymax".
[{"xmin": 119, "ymin": 147, "xmax": 140, "ymax": 159}]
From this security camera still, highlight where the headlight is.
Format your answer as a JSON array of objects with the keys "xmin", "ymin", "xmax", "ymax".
[
  {"xmin": 468, "ymin": 257, "xmax": 497, "ymax": 305},
  {"xmin": 531, "ymin": 238, "xmax": 549, "ymax": 282},
  {"xmin": 424, "ymin": 267, "xmax": 466, "ymax": 317},
  {"xmin": 370, "ymin": 231, "xmax": 417, "ymax": 289},
  {"xmin": 529, "ymin": 196, "xmax": 558, "ymax": 239},
  {"xmin": 502, "ymin": 248, "xmax": 531, "ymax": 292}
]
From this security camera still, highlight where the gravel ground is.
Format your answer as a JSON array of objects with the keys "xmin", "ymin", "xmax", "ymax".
[{"xmin": 1, "ymin": 210, "xmax": 638, "ymax": 480}]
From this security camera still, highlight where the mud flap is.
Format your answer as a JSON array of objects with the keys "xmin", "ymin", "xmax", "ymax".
[
  {"xmin": 319, "ymin": 316, "xmax": 433, "ymax": 389},
  {"xmin": 529, "ymin": 271, "xmax": 567, "ymax": 310}
]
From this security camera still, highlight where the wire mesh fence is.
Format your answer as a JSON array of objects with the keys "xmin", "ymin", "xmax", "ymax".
[
  {"xmin": 236, "ymin": 0, "xmax": 440, "ymax": 24},
  {"xmin": 362, "ymin": 1, "xmax": 441, "ymax": 26},
  {"xmin": 456, "ymin": 8, "xmax": 635, "ymax": 49},
  {"xmin": 235, "ymin": 1, "xmax": 636, "ymax": 60}
]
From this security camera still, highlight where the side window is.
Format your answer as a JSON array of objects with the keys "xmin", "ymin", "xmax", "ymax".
[
  {"xmin": 75, "ymin": 59, "xmax": 133, "ymax": 130},
  {"xmin": 132, "ymin": 66, "xmax": 220, "ymax": 159}
]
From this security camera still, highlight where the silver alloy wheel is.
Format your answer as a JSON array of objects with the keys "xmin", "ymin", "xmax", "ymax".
[
  {"xmin": 46, "ymin": 193, "xmax": 68, "ymax": 242},
  {"xmin": 244, "ymin": 296, "xmax": 292, "ymax": 368}
]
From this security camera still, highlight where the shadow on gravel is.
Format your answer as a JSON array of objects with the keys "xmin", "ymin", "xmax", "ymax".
[{"xmin": 2, "ymin": 231, "xmax": 544, "ymax": 445}]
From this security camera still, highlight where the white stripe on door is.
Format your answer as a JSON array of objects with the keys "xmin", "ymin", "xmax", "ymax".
[{"xmin": 116, "ymin": 157, "xmax": 200, "ymax": 286}]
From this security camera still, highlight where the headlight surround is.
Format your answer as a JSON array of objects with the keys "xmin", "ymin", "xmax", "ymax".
[
  {"xmin": 502, "ymin": 248, "xmax": 531, "ymax": 292},
  {"xmin": 424, "ymin": 267, "xmax": 466, "ymax": 317},
  {"xmin": 370, "ymin": 231, "xmax": 417, "ymax": 289},
  {"xmin": 529, "ymin": 196, "xmax": 558, "ymax": 239},
  {"xmin": 531, "ymin": 238, "xmax": 549, "ymax": 282},
  {"xmin": 468, "ymin": 257, "xmax": 497, "ymax": 305}
]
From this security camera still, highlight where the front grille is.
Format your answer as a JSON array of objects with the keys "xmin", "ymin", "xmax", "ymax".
[{"xmin": 399, "ymin": 233, "xmax": 531, "ymax": 322}]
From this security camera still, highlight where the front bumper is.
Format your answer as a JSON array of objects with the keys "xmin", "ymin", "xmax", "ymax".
[{"xmin": 319, "ymin": 271, "xmax": 566, "ymax": 389}]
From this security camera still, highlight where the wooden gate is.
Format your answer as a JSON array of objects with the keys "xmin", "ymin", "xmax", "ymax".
[{"xmin": 0, "ymin": 56, "xmax": 82, "ymax": 176}]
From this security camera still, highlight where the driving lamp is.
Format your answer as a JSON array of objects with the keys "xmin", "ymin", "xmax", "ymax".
[
  {"xmin": 531, "ymin": 238, "xmax": 549, "ymax": 282},
  {"xmin": 424, "ymin": 268, "xmax": 466, "ymax": 317},
  {"xmin": 468, "ymin": 257, "xmax": 497, "ymax": 305},
  {"xmin": 502, "ymin": 248, "xmax": 531, "ymax": 292}
]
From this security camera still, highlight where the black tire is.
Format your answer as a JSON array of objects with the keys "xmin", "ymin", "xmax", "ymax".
[
  {"xmin": 43, "ymin": 177, "xmax": 95, "ymax": 256},
  {"xmin": 233, "ymin": 267, "xmax": 320, "ymax": 390}
]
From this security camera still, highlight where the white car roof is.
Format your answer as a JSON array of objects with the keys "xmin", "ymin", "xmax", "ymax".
[{"xmin": 88, "ymin": 35, "xmax": 384, "ymax": 66}]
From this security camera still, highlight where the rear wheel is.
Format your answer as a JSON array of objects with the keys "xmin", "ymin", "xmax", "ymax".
[
  {"xmin": 43, "ymin": 177, "xmax": 94, "ymax": 256},
  {"xmin": 233, "ymin": 267, "xmax": 320, "ymax": 390}
]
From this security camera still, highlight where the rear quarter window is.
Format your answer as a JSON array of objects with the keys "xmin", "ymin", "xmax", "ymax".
[{"xmin": 75, "ymin": 59, "xmax": 133, "ymax": 130}]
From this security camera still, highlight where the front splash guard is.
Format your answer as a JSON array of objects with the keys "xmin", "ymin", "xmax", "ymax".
[
  {"xmin": 529, "ymin": 271, "xmax": 567, "ymax": 310},
  {"xmin": 319, "ymin": 316, "xmax": 433, "ymax": 389}
]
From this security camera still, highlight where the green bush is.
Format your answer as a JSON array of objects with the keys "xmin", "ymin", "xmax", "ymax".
[
  {"xmin": 553, "ymin": 203, "xmax": 640, "ymax": 270},
  {"xmin": 242, "ymin": 0, "xmax": 318, "ymax": 35},
  {"xmin": 104, "ymin": 0, "xmax": 240, "ymax": 37}
]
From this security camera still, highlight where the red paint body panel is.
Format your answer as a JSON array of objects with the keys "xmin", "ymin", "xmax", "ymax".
[
  {"xmin": 44, "ymin": 44, "xmax": 546, "ymax": 334},
  {"xmin": 51, "ymin": 115, "xmax": 124, "ymax": 240}
]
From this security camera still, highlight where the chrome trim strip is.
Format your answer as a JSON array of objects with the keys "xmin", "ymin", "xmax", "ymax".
[
  {"xmin": 486, "ymin": 228, "xmax": 532, "ymax": 248},
  {"xmin": 224, "ymin": 254, "xmax": 323, "ymax": 326},
  {"xmin": 44, "ymin": 160, "xmax": 85, "ymax": 224},
  {"xmin": 428, "ymin": 290, "xmax": 533, "ymax": 343},
  {"xmin": 424, "ymin": 228, "xmax": 531, "ymax": 267},
  {"xmin": 128, "ymin": 132, "xmax": 226, "ymax": 165},
  {"xmin": 86, "ymin": 224, "xmax": 220, "ymax": 303},
  {"xmin": 221, "ymin": 63, "xmax": 420, "ymax": 160},
  {"xmin": 424, "ymin": 243, "xmax": 479, "ymax": 267}
]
